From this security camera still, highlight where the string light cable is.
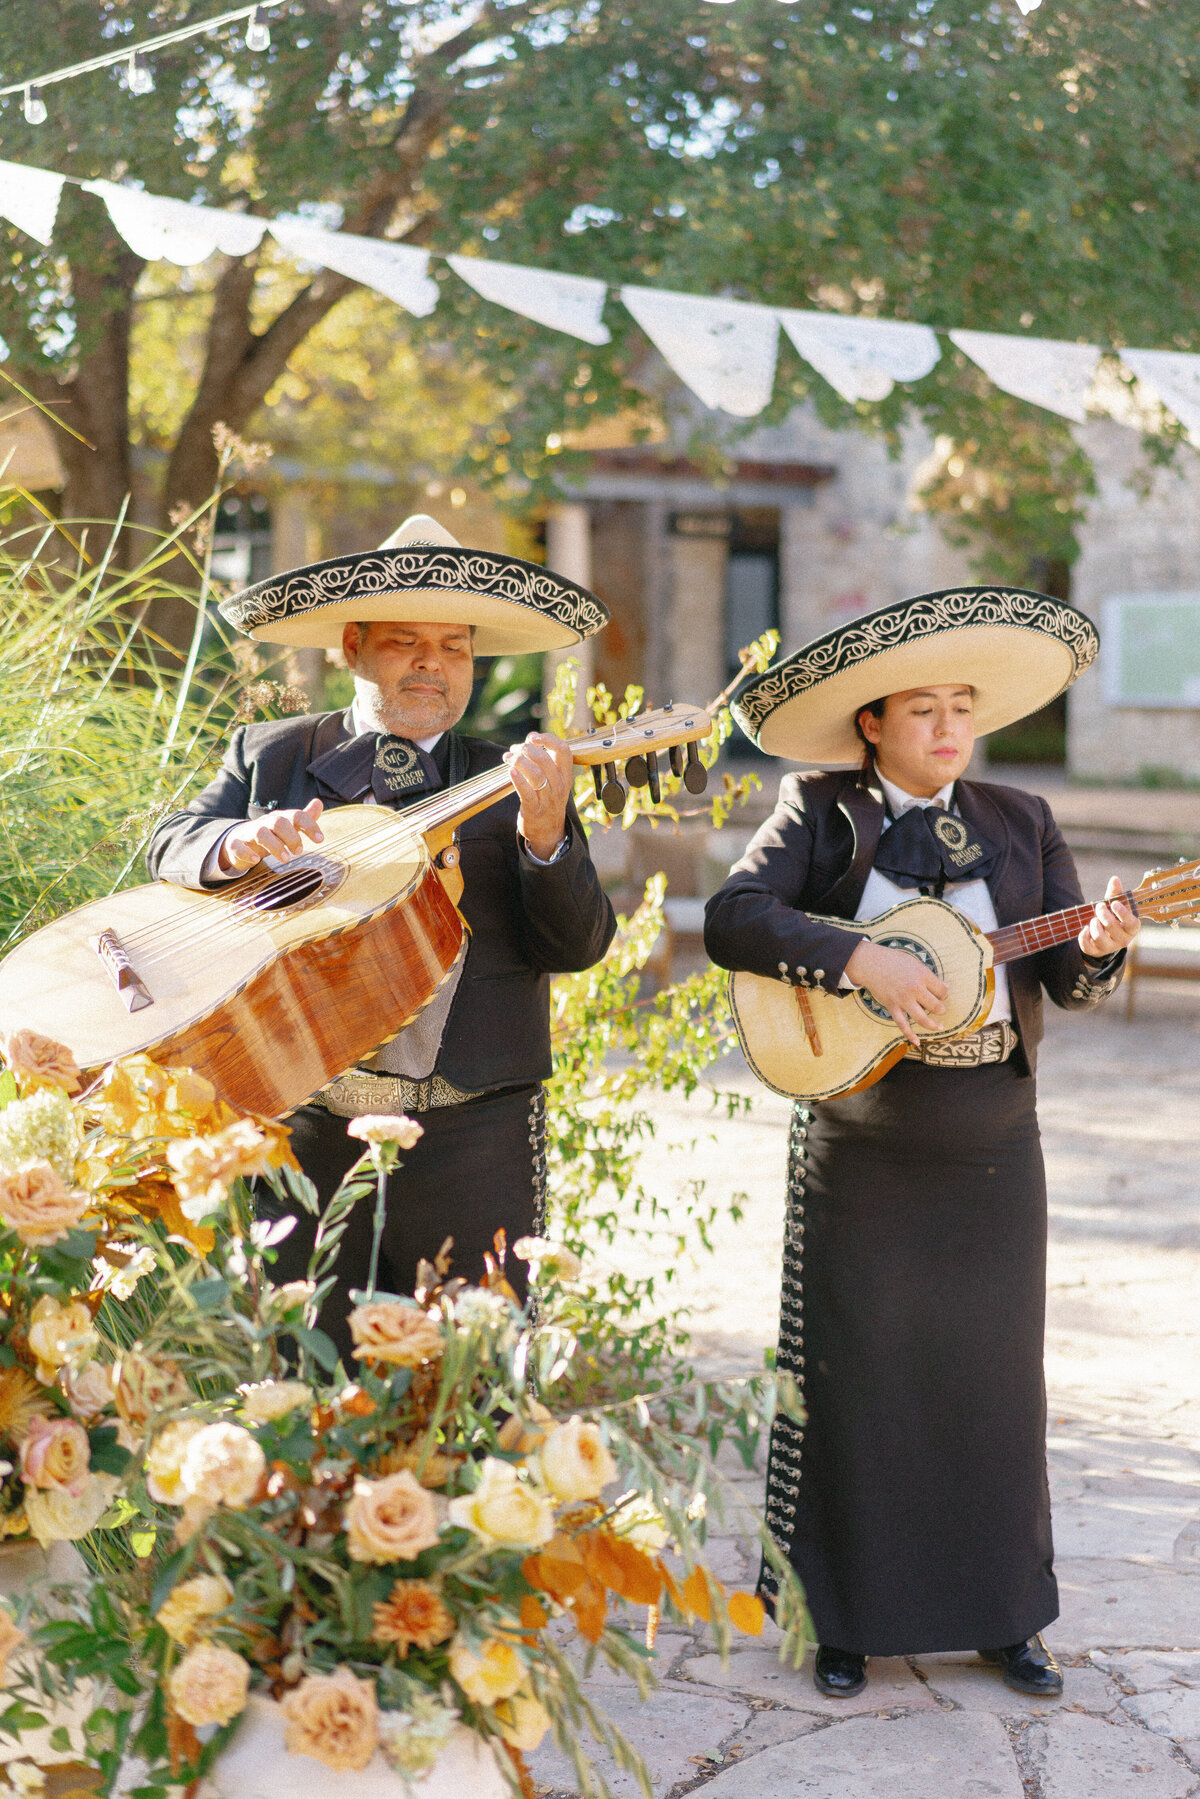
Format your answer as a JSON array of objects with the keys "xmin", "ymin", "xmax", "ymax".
[{"xmin": 0, "ymin": 5, "xmax": 272, "ymax": 124}]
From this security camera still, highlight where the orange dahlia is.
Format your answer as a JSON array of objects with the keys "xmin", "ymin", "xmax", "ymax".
[{"xmin": 370, "ymin": 1580, "xmax": 455, "ymax": 1657}]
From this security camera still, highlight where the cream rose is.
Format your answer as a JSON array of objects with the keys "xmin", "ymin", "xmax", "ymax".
[
  {"xmin": 238, "ymin": 1380, "xmax": 313, "ymax": 1425},
  {"xmin": 345, "ymin": 1114, "xmax": 423, "ymax": 1150},
  {"xmin": 64, "ymin": 1359, "xmax": 116, "ymax": 1424},
  {"xmin": 19, "ymin": 1416, "xmax": 91, "ymax": 1497},
  {"xmin": 179, "ymin": 1422, "xmax": 266, "ymax": 1510},
  {"xmin": 27, "ymin": 1296, "xmax": 99, "ymax": 1386},
  {"xmin": 281, "ymin": 1666, "xmax": 379, "ymax": 1773},
  {"xmin": 114, "ymin": 1352, "xmax": 190, "ymax": 1434},
  {"xmin": 167, "ymin": 1642, "xmax": 251, "ymax": 1728},
  {"xmin": 448, "ymin": 1636, "xmax": 525, "ymax": 1707},
  {"xmin": 494, "ymin": 1690, "xmax": 551, "ymax": 1751},
  {"xmin": 345, "ymin": 1471, "xmax": 442, "ymax": 1565},
  {"xmin": 347, "ymin": 1302, "xmax": 443, "ymax": 1368},
  {"xmin": 155, "ymin": 1573, "xmax": 234, "ymax": 1645},
  {"xmin": 0, "ymin": 1161, "xmax": 88, "ymax": 1249},
  {"xmin": 0, "ymin": 1608, "xmax": 24, "ymax": 1683},
  {"xmin": 0, "ymin": 1029, "xmax": 81, "ymax": 1095},
  {"xmin": 538, "ymin": 1417, "xmax": 618, "ymax": 1503},
  {"xmin": 145, "ymin": 1419, "xmax": 206, "ymax": 1504},
  {"xmin": 167, "ymin": 1120, "xmax": 273, "ymax": 1223},
  {"xmin": 512, "ymin": 1236, "xmax": 583, "ymax": 1282},
  {"xmin": 447, "ymin": 1459, "xmax": 555, "ymax": 1550},
  {"xmin": 24, "ymin": 1472, "xmax": 119, "ymax": 1546}
]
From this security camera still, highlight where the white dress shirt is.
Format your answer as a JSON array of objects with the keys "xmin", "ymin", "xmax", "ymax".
[{"xmin": 843, "ymin": 772, "xmax": 1011, "ymax": 1024}]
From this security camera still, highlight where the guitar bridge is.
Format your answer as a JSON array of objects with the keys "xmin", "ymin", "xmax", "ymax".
[{"xmin": 91, "ymin": 929, "xmax": 153, "ymax": 1012}]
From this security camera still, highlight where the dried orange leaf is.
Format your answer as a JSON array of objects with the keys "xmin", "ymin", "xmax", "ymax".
[
  {"xmin": 581, "ymin": 1530, "xmax": 663, "ymax": 1606},
  {"xmin": 727, "ymin": 1591, "xmax": 765, "ymax": 1636},
  {"xmin": 681, "ymin": 1566, "xmax": 723, "ymax": 1622}
]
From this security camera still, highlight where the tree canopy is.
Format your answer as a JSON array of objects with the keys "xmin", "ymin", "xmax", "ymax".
[{"xmin": 1, "ymin": 0, "xmax": 1198, "ymax": 574}]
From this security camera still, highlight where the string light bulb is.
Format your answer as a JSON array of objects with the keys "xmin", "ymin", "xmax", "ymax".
[
  {"xmin": 23, "ymin": 84, "xmax": 47, "ymax": 125},
  {"xmin": 127, "ymin": 51, "xmax": 155, "ymax": 96},
  {"xmin": 245, "ymin": 6, "xmax": 270, "ymax": 51}
]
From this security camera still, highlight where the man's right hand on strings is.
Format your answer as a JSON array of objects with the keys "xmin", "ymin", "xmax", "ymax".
[{"xmin": 217, "ymin": 798, "xmax": 325, "ymax": 873}]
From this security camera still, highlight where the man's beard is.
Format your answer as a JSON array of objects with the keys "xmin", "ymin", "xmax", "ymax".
[{"xmin": 356, "ymin": 677, "xmax": 462, "ymax": 738}]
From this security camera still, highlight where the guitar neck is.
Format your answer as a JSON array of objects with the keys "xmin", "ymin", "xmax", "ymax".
[{"xmin": 986, "ymin": 902, "xmax": 1114, "ymax": 967}]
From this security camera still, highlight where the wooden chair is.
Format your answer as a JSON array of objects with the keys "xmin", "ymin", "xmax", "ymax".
[{"xmin": 1124, "ymin": 921, "xmax": 1200, "ymax": 1018}]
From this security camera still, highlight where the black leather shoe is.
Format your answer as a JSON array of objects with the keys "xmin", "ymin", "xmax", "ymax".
[
  {"xmin": 978, "ymin": 1634, "xmax": 1063, "ymax": 1696},
  {"xmin": 813, "ymin": 1644, "xmax": 868, "ymax": 1697}
]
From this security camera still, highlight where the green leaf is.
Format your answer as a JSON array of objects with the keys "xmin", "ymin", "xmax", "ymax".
[
  {"xmin": 149, "ymin": 1546, "xmax": 192, "ymax": 1617},
  {"xmin": 292, "ymin": 1325, "xmax": 340, "ymax": 1372},
  {"xmin": 0, "ymin": 1072, "xmax": 17, "ymax": 1109},
  {"xmin": 88, "ymin": 1424, "xmax": 132, "ymax": 1476},
  {"xmin": 188, "ymin": 1276, "xmax": 231, "ymax": 1311}
]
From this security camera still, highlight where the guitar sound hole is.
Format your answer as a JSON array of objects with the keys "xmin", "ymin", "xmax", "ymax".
[
  {"xmin": 857, "ymin": 934, "xmax": 941, "ymax": 1025},
  {"xmin": 245, "ymin": 866, "xmax": 326, "ymax": 912}
]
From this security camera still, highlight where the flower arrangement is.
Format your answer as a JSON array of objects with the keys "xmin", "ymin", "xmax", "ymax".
[
  {"xmin": 0, "ymin": 1031, "xmax": 293, "ymax": 1563},
  {"xmin": 0, "ymin": 1089, "xmax": 807, "ymax": 1799}
]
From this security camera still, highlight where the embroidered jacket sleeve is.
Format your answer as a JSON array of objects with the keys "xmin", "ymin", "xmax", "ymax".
[
  {"xmin": 147, "ymin": 728, "xmax": 255, "ymax": 890},
  {"xmin": 703, "ymin": 775, "xmax": 867, "ymax": 995},
  {"xmin": 1031, "ymin": 795, "xmax": 1125, "ymax": 1009},
  {"xmin": 514, "ymin": 801, "xmax": 616, "ymax": 973}
]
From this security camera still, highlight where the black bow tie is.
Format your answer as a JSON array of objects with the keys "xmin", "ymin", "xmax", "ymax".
[
  {"xmin": 307, "ymin": 729, "xmax": 443, "ymax": 805},
  {"xmin": 874, "ymin": 804, "xmax": 998, "ymax": 892}
]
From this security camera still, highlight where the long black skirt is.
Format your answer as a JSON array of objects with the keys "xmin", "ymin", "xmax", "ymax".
[
  {"xmin": 259, "ymin": 1084, "xmax": 546, "ymax": 1364},
  {"xmin": 761, "ymin": 1057, "xmax": 1057, "ymax": 1655}
]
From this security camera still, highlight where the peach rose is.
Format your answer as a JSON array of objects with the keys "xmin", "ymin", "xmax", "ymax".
[
  {"xmin": 0, "ymin": 1161, "xmax": 88, "ymax": 1248},
  {"xmin": 347, "ymin": 1302, "xmax": 443, "ymax": 1368},
  {"xmin": 448, "ymin": 1636, "xmax": 525, "ymax": 1706},
  {"xmin": 345, "ymin": 1471, "xmax": 442, "ymax": 1565},
  {"xmin": 345, "ymin": 1114, "xmax": 423, "ymax": 1150},
  {"xmin": 27, "ymin": 1295, "xmax": 99, "ymax": 1386},
  {"xmin": 167, "ymin": 1641, "xmax": 251, "ymax": 1728},
  {"xmin": 24, "ymin": 1471, "xmax": 119, "ymax": 1546},
  {"xmin": 179, "ymin": 1422, "xmax": 266, "ymax": 1510},
  {"xmin": 447, "ymin": 1458, "xmax": 555, "ymax": 1550},
  {"xmin": 0, "ymin": 1029, "xmax": 81, "ymax": 1095},
  {"xmin": 0, "ymin": 1608, "xmax": 24, "ymax": 1683},
  {"xmin": 167, "ymin": 1120, "xmax": 273, "ymax": 1223},
  {"xmin": 114, "ymin": 1352, "xmax": 190, "ymax": 1435},
  {"xmin": 145, "ymin": 1419, "xmax": 205, "ymax": 1504},
  {"xmin": 494, "ymin": 1690, "xmax": 551, "ymax": 1751},
  {"xmin": 281, "ymin": 1666, "xmax": 379, "ymax": 1773},
  {"xmin": 19, "ymin": 1416, "xmax": 91, "ymax": 1497},
  {"xmin": 156, "ymin": 1573, "xmax": 234, "ymax": 1645},
  {"xmin": 237, "ymin": 1380, "xmax": 313, "ymax": 1425},
  {"xmin": 538, "ymin": 1417, "xmax": 618, "ymax": 1503},
  {"xmin": 63, "ymin": 1359, "xmax": 116, "ymax": 1424}
]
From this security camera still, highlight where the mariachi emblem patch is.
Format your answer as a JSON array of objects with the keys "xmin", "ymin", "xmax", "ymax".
[
  {"xmin": 932, "ymin": 812, "xmax": 984, "ymax": 870},
  {"xmin": 374, "ymin": 736, "xmax": 427, "ymax": 796}
]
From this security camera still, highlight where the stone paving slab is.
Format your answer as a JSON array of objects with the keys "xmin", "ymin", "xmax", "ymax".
[
  {"xmin": 680, "ymin": 1646, "xmax": 936, "ymax": 1716},
  {"xmin": 1092, "ymin": 1650, "xmax": 1200, "ymax": 1691},
  {"xmin": 680, "ymin": 1712, "xmax": 1025, "ymax": 1799},
  {"xmin": 912, "ymin": 1653, "xmax": 1119, "ymax": 1718},
  {"xmin": 528, "ymin": 1687, "xmax": 750, "ymax": 1798},
  {"xmin": 1122, "ymin": 1690, "xmax": 1200, "ymax": 1742},
  {"xmin": 1048, "ymin": 1558, "xmax": 1200, "ymax": 1653},
  {"xmin": 1024, "ymin": 1712, "xmax": 1199, "ymax": 1799}
]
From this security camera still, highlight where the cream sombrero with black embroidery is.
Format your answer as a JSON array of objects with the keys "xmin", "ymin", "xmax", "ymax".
[
  {"xmin": 732, "ymin": 586, "xmax": 1099, "ymax": 765},
  {"xmin": 218, "ymin": 514, "xmax": 609, "ymax": 656}
]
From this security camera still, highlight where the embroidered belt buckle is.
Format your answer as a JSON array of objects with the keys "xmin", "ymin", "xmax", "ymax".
[
  {"xmin": 314, "ymin": 1068, "xmax": 472, "ymax": 1117},
  {"xmin": 904, "ymin": 1021, "xmax": 1017, "ymax": 1068}
]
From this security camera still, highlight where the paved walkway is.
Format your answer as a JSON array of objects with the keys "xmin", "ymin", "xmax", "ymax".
[{"xmin": 531, "ymin": 984, "xmax": 1200, "ymax": 1799}]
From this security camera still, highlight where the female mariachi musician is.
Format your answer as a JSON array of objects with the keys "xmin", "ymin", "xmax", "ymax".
[{"xmin": 704, "ymin": 588, "xmax": 1140, "ymax": 1701}]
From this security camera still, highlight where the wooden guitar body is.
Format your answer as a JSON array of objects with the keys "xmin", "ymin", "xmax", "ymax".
[
  {"xmin": 728, "ymin": 896, "xmax": 995, "ymax": 1103},
  {"xmin": 0, "ymin": 807, "xmax": 464, "ymax": 1117}
]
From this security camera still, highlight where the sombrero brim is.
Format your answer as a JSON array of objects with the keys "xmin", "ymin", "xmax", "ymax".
[
  {"xmin": 733, "ymin": 588, "xmax": 1100, "ymax": 764},
  {"xmin": 219, "ymin": 545, "xmax": 609, "ymax": 656}
]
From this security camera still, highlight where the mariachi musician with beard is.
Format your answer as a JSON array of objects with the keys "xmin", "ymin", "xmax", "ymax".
[{"xmin": 148, "ymin": 516, "xmax": 616, "ymax": 1356}]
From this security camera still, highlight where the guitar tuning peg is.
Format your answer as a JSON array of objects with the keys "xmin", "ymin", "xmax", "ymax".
[
  {"xmin": 646, "ymin": 751, "xmax": 661, "ymax": 804},
  {"xmin": 624, "ymin": 753, "xmax": 649, "ymax": 788},
  {"xmin": 683, "ymin": 738, "xmax": 707, "ymax": 794},
  {"xmin": 668, "ymin": 743, "xmax": 684, "ymax": 778},
  {"xmin": 601, "ymin": 764, "xmax": 625, "ymax": 815},
  {"xmin": 592, "ymin": 765, "xmax": 605, "ymax": 804}
]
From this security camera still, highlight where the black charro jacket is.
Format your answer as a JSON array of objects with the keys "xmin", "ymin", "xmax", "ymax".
[
  {"xmin": 146, "ymin": 709, "xmax": 616, "ymax": 1095},
  {"xmin": 703, "ymin": 769, "xmax": 1124, "ymax": 1077}
]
